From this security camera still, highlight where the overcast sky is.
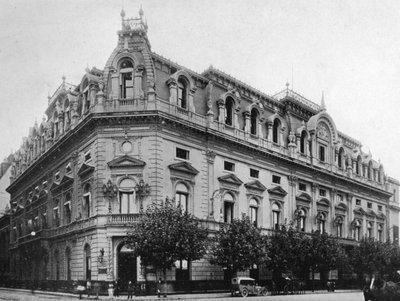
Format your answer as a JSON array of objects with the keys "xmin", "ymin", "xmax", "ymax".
[{"xmin": 0, "ymin": 0, "xmax": 399, "ymax": 180}]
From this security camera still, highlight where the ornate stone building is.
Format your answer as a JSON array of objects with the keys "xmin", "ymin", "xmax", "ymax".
[{"xmin": 6, "ymin": 8, "xmax": 399, "ymax": 291}]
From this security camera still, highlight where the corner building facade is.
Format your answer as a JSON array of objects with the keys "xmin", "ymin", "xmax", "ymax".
[{"xmin": 7, "ymin": 9, "xmax": 400, "ymax": 291}]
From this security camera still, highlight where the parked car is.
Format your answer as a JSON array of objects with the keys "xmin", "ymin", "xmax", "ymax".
[{"xmin": 231, "ymin": 277, "xmax": 268, "ymax": 297}]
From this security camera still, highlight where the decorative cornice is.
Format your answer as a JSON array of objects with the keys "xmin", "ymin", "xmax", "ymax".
[{"xmin": 107, "ymin": 155, "xmax": 146, "ymax": 169}]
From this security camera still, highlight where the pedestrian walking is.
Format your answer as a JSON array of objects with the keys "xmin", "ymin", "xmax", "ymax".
[
  {"xmin": 114, "ymin": 279, "xmax": 120, "ymax": 297},
  {"xmin": 157, "ymin": 278, "xmax": 166, "ymax": 298},
  {"xmin": 86, "ymin": 279, "xmax": 92, "ymax": 298},
  {"xmin": 127, "ymin": 280, "xmax": 135, "ymax": 299}
]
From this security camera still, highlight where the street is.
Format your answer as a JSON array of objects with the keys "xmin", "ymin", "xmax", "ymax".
[{"xmin": 0, "ymin": 289, "xmax": 365, "ymax": 301}]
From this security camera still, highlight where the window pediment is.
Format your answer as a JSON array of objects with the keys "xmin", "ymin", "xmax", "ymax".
[
  {"xmin": 218, "ymin": 174, "xmax": 243, "ymax": 186},
  {"xmin": 267, "ymin": 186, "xmax": 287, "ymax": 197},
  {"xmin": 107, "ymin": 155, "xmax": 146, "ymax": 169},
  {"xmin": 335, "ymin": 202, "xmax": 347, "ymax": 212},
  {"xmin": 168, "ymin": 161, "xmax": 199, "ymax": 177},
  {"xmin": 377, "ymin": 212, "xmax": 386, "ymax": 220},
  {"xmin": 317, "ymin": 198, "xmax": 330, "ymax": 207},
  {"xmin": 365, "ymin": 209, "xmax": 377, "ymax": 218},
  {"xmin": 296, "ymin": 192, "xmax": 312, "ymax": 202},
  {"xmin": 77, "ymin": 163, "xmax": 95, "ymax": 177},
  {"xmin": 353, "ymin": 207, "xmax": 366, "ymax": 216},
  {"xmin": 244, "ymin": 180, "xmax": 266, "ymax": 192}
]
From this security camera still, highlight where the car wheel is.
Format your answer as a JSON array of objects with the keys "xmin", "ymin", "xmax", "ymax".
[
  {"xmin": 261, "ymin": 288, "xmax": 268, "ymax": 296},
  {"xmin": 241, "ymin": 288, "xmax": 249, "ymax": 297}
]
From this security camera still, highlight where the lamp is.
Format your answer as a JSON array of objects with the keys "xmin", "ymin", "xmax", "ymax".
[
  {"xmin": 98, "ymin": 248, "xmax": 105, "ymax": 263},
  {"xmin": 103, "ymin": 179, "xmax": 118, "ymax": 213},
  {"xmin": 135, "ymin": 179, "xmax": 150, "ymax": 211}
]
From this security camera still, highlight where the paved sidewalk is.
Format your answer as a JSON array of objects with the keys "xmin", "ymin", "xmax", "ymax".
[{"xmin": 0, "ymin": 287, "xmax": 361, "ymax": 301}]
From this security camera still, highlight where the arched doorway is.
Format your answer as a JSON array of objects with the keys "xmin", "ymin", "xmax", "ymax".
[{"xmin": 117, "ymin": 243, "xmax": 137, "ymax": 291}]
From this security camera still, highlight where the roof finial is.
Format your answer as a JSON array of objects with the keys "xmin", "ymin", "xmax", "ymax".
[
  {"xmin": 62, "ymin": 75, "xmax": 66, "ymax": 83},
  {"xmin": 320, "ymin": 91, "xmax": 326, "ymax": 111},
  {"xmin": 286, "ymin": 81, "xmax": 290, "ymax": 96},
  {"xmin": 139, "ymin": 5, "xmax": 144, "ymax": 18}
]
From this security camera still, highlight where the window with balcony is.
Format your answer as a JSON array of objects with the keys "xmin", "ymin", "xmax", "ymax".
[
  {"xmin": 225, "ymin": 97, "xmax": 234, "ymax": 126},
  {"xmin": 300, "ymin": 131, "xmax": 307, "ymax": 154},
  {"xmin": 119, "ymin": 178, "xmax": 137, "ymax": 214},
  {"xmin": 272, "ymin": 119, "xmax": 281, "ymax": 144},
  {"xmin": 178, "ymin": 78, "xmax": 188, "ymax": 109},
  {"xmin": 83, "ymin": 183, "xmax": 91, "ymax": 218},
  {"xmin": 319, "ymin": 145, "xmax": 326, "ymax": 162},
  {"xmin": 64, "ymin": 194, "xmax": 71, "ymax": 224},
  {"xmin": 250, "ymin": 108, "xmax": 259, "ymax": 135}
]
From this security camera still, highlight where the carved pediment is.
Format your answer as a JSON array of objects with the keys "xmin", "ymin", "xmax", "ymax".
[
  {"xmin": 77, "ymin": 163, "xmax": 95, "ymax": 177},
  {"xmin": 377, "ymin": 212, "xmax": 386, "ymax": 220},
  {"xmin": 267, "ymin": 186, "xmax": 287, "ymax": 197},
  {"xmin": 60, "ymin": 174, "xmax": 74, "ymax": 187},
  {"xmin": 335, "ymin": 202, "xmax": 347, "ymax": 211},
  {"xmin": 107, "ymin": 155, "xmax": 146, "ymax": 169},
  {"xmin": 366, "ymin": 209, "xmax": 377, "ymax": 218},
  {"xmin": 353, "ymin": 207, "xmax": 366, "ymax": 216},
  {"xmin": 317, "ymin": 198, "xmax": 330, "ymax": 207},
  {"xmin": 168, "ymin": 161, "xmax": 199, "ymax": 177},
  {"xmin": 296, "ymin": 192, "xmax": 312, "ymax": 202},
  {"xmin": 244, "ymin": 180, "xmax": 266, "ymax": 192},
  {"xmin": 218, "ymin": 174, "xmax": 243, "ymax": 186}
]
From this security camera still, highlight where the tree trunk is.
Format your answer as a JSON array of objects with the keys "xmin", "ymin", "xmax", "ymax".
[{"xmin": 163, "ymin": 268, "xmax": 167, "ymax": 297}]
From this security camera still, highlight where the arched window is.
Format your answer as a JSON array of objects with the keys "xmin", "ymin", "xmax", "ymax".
[
  {"xmin": 296, "ymin": 208, "xmax": 306, "ymax": 232},
  {"xmin": 250, "ymin": 108, "xmax": 259, "ymax": 136},
  {"xmin": 272, "ymin": 203, "xmax": 281, "ymax": 230},
  {"xmin": 65, "ymin": 247, "xmax": 71, "ymax": 280},
  {"xmin": 64, "ymin": 193, "xmax": 71, "ymax": 224},
  {"xmin": 317, "ymin": 212, "xmax": 326, "ymax": 233},
  {"xmin": 177, "ymin": 78, "xmax": 188, "ymax": 109},
  {"xmin": 338, "ymin": 148, "xmax": 345, "ymax": 169},
  {"xmin": 119, "ymin": 178, "xmax": 137, "ymax": 214},
  {"xmin": 249, "ymin": 198, "xmax": 258, "ymax": 227},
  {"xmin": 175, "ymin": 183, "xmax": 189, "ymax": 213},
  {"xmin": 300, "ymin": 131, "xmax": 307, "ymax": 154},
  {"xmin": 335, "ymin": 216, "xmax": 343, "ymax": 237},
  {"xmin": 223, "ymin": 193, "xmax": 234, "ymax": 223},
  {"xmin": 356, "ymin": 156, "xmax": 362, "ymax": 176},
  {"xmin": 84, "ymin": 244, "xmax": 91, "ymax": 280},
  {"xmin": 273, "ymin": 119, "xmax": 280, "ymax": 144},
  {"xmin": 225, "ymin": 97, "xmax": 234, "ymax": 126},
  {"xmin": 354, "ymin": 220, "xmax": 361, "ymax": 241},
  {"xmin": 83, "ymin": 183, "xmax": 91, "ymax": 218},
  {"xmin": 120, "ymin": 59, "xmax": 134, "ymax": 99},
  {"xmin": 367, "ymin": 222, "xmax": 373, "ymax": 238},
  {"xmin": 368, "ymin": 162, "xmax": 372, "ymax": 180},
  {"xmin": 54, "ymin": 249, "xmax": 60, "ymax": 280},
  {"xmin": 378, "ymin": 224, "xmax": 383, "ymax": 242}
]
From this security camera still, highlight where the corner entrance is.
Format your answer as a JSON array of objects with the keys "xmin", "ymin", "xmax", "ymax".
[{"xmin": 117, "ymin": 243, "xmax": 137, "ymax": 291}]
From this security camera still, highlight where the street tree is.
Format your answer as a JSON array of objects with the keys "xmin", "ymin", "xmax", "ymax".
[
  {"xmin": 125, "ymin": 199, "xmax": 209, "ymax": 280},
  {"xmin": 209, "ymin": 217, "xmax": 268, "ymax": 277}
]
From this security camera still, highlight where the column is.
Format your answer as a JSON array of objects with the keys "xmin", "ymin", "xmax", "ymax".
[
  {"xmin": 188, "ymin": 87, "xmax": 197, "ymax": 112},
  {"xmin": 134, "ymin": 66, "xmax": 144, "ymax": 100},
  {"xmin": 166, "ymin": 79, "xmax": 177, "ymax": 105},
  {"xmin": 311, "ymin": 183, "xmax": 319, "ymax": 231},
  {"xmin": 243, "ymin": 112, "xmax": 250, "ymax": 134},
  {"xmin": 206, "ymin": 150, "xmax": 217, "ymax": 220},
  {"xmin": 217, "ymin": 99, "xmax": 225, "ymax": 123}
]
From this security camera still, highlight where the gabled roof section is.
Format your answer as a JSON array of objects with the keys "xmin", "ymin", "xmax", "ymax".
[
  {"xmin": 267, "ymin": 186, "xmax": 287, "ymax": 197},
  {"xmin": 218, "ymin": 174, "xmax": 243, "ymax": 186},
  {"xmin": 60, "ymin": 174, "xmax": 74, "ymax": 187},
  {"xmin": 107, "ymin": 155, "xmax": 146, "ymax": 169},
  {"xmin": 244, "ymin": 180, "xmax": 266, "ymax": 192},
  {"xmin": 168, "ymin": 161, "xmax": 199, "ymax": 176},
  {"xmin": 77, "ymin": 163, "xmax": 95, "ymax": 177}
]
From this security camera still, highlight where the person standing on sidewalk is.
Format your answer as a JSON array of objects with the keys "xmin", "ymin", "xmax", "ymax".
[
  {"xmin": 127, "ymin": 280, "xmax": 135, "ymax": 299},
  {"xmin": 86, "ymin": 279, "xmax": 92, "ymax": 298}
]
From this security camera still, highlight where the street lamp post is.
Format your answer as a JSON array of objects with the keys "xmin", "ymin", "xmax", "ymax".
[
  {"xmin": 103, "ymin": 179, "xmax": 118, "ymax": 214},
  {"xmin": 135, "ymin": 179, "xmax": 150, "ymax": 211}
]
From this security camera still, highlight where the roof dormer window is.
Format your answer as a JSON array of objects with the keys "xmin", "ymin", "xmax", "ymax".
[{"xmin": 120, "ymin": 59, "xmax": 134, "ymax": 99}]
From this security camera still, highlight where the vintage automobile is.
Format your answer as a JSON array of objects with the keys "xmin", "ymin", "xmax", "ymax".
[{"xmin": 231, "ymin": 277, "xmax": 268, "ymax": 297}]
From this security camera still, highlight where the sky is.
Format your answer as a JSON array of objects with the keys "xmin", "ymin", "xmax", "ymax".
[{"xmin": 0, "ymin": 0, "xmax": 399, "ymax": 180}]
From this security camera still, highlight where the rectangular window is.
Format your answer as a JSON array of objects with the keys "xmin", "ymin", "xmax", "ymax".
[
  {"xmin": 53, "ymin": 207, "xmax": 60, "ymax": 227},
  {"xmin": 250, "ymin": 168, "xmax": 259, "ymax": 178},
  {"xmin": 54, "ymin": 171, "xmax": 60, "ymax": 182},
  {"xmin": 378, "ymin": 205, "xmax": 382, "ymax": 211},
  {"xmin": 319, "ymin": 189, "xmax": 326, "ymax": 197},
  {"xmin": 175, "ymin": 192, "xmax": 188, "ymax": 213},
  {"xmin": 176, "ymin": 148, "xmax": 189, "ymax": 160},
  {"xmin": 84, "ymin": 151, "xmax": 92, "ymax": 163},
  {"xmin": 319, "ymin": 145, "xmax": 326, "ymax": 162},
  {"xmin": 84, "ymin": 193, "xmax": 91, "ymax": 218},
  {"xmin": 356, "ymin": 199, "xmax": 361, "ymax": 206},
  {"xmin": 337, "ymin": 194, "xmax": 343, "ymax": 202},
  {"xmin": 120, "ymin": 192, "xmax": 136, "ymax": 214},
  {"xmin": 175, "ymin": 260, "xmax": 190, "ymax": 281},
  {"xmin": 64, "ymin": 202, "xmax": 71, "ymax": 224},
  {"xmin": 272, "ymin": 175, "xmax": 281, "ymax": 184},
  {"xmin": 299, "ymin": 183, "xmax": 307, "ymax": 191},
  {"xmin": 273, "ymin": 211, "xmax": 280, "ymax": 230},
  {"xmin": 250, "ymin": 207, "xmax": 258, "ymax": 227},
  {"xmin": 367, "ymin": 202, "xmax": 372, "ymax": 209},
  {"xmin": 224, "ymin": 161, "xmax": 235, "ymax": 172}
]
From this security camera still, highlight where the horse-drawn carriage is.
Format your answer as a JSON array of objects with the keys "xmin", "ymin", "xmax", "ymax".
[{"xmin": 363, "ymin": 276, "xmax": 400, "ymax": 301}]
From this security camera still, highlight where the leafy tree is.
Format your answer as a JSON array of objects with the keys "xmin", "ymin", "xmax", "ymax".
[
  {"xmin": 209, "ymin": 217, "xmax": 268, "ymax": 277},
  {"xmin": 267, "ymin": 224, "xmax": 308, "ymax": 279},
  {"xmin": 126, "ymin": 200, "xmax": 208, "ymax": 280}
]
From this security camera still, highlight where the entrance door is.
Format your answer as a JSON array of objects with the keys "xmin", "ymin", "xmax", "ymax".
[{"xmin": 117, "ymin": 244, "xmax": 137, "ymax": 291}]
